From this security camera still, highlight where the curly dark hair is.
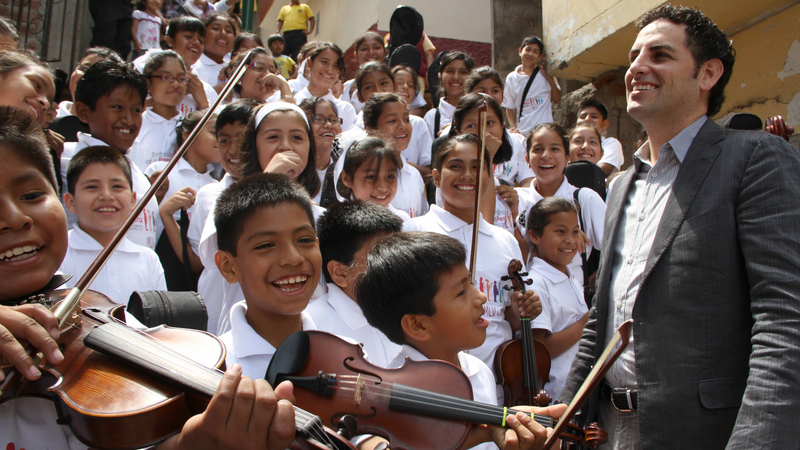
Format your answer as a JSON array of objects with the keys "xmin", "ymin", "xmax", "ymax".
[{"xmin": 636, "ymin": 4, "xmax": 735, "ymax": 116}]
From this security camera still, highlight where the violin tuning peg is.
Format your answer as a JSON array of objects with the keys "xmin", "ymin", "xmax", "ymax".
[
  {"xmin": 501, "ymin": 276, "xmax": 510, "ymax": 281},
  {"xmin": 503, "ymin": 286, "xmax": 512, "ymax": 291},
  {"xmin": 520, "ymin": 272, "xmax": 529, "ymax": 277},
  {"xmin": 525, "ymin": 279, "xmax": 533, "ymax": 286}
]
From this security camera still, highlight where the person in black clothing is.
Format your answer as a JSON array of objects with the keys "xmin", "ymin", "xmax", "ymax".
[{"xmin": 88, "ymin": 0, "xmax": 134, "ymax": 59}]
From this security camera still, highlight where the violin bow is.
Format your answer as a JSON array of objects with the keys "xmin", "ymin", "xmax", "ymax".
[
  {"xmin": 468, "ymin": 95, "xmax": 490, "ymax": 285},
  {"xmin": 50, "ymin": 50, "xmax": 257, "ymax": 328},
  {"xmin": 542, "ymin": 319, "xmax": 633, "ymax": 450}
]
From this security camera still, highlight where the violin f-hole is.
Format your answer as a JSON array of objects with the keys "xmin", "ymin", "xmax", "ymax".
[{"xmin": 342, "ymin": 358, "xmax": 384, "ymax": 385}]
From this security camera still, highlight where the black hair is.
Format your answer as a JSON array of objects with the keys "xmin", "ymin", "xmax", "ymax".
[
  {"xmin": 0, "ymin": 106, "xmax": 57, "ymax": 193},
  {"xmin": 338, "ymin": 137, "xmax": 402, "ymax": 201},
  {"xmin": 298, "ymin": 96, "xmax": 340, "ymax": 121},
  {"xmin": 215, "ymin": 172, "xmax": 315, "ymax": 256},
  {"xmin": 81, "ymin": 47, "xmax": 124, "ymax": 65},
  {"xmin": 355, "ymin": 61, "xmax": 395, "ymax": 94},
  {"xmin": 520, "ymin": 36, "xmax": 544, "ymax": 53},
  {"xmin": 297, "ymin": 41, "xmax": 321, "ymax": 65},
  {"xmin": 267, "ymin": 34, "xmax": 284, "ymax": 46},
  {"xmin": 437, "ymin": 52, "xmax": 475, "ymax": 99},
  {"xmin": 391, "ymin": 65, "xmax": 420, "ymax": 96},
  {"xmin": 636, "ymin": 5, "xmax": 735, "ymax": 117},
  {"xmin": 569, "ymin": 125, "xmax": 603, "ymax": 146},
  {"xmin": 578, "ymin": 98, "xmax": 609, "ymax": 121},
  {"xmin": 527, "ymin": 122, "xmax": 570, "ymax": 156},
  {"xmin": 354, "ymin": 31, "xmax": 385, "ymax": 54},
  {"xmin": 0, "ymin": 16, "xmax": 19, "ymax": 42},
  {"xmin": 216, "ymin": 99, "xmax": 260, "ymax": 135},
  {"xmin": 449, "ymin": 93, "xmax": 512, "ymax": 165},
  {"xmin": 66, "ymin": 146, "xmax": 132, "ymax": 196},
  {"xmin": 525, "ymin": 196, "xmax": 577, "ymax": 252},
  {"xmin": 465, "ymin": 66, "xmax": 504, "ymax": 93},
  {"xmin": 229, "ymin": 47, "xmax": 273, "ymax": 96},
  {"xmin": 167, "ymin": 16, "xmax": 206, "ymax": 39},
  {"xmin": 202, "ymin": 12, "xmax": 237, "ymax": 35},
  {"xmin": 238, "ymin": 104, "xmax": 321, "ymax": 198},
  {"xmin": 357, "ymin": 232, "xmax": 467, "ymax": 345},
  {"xmin": 75, "ymin": 60, "xmax": 147, "ymax": 111},
  {"xmin": 317, "ymin": 200, "xmax": 403, "ymax": 283},
  {"xmin": 175, "ymin": 108, "xmax": 216, "ymax": 148},
  {"xmin": 142, "ymin": 50, "xmax": 187, "ymax": 80},
  {"xmin": 362, "ymin": 92, "xmax": 405, "ymax": 131},
  {"xmin": 305, "ymin": 42, "xmax": 347, "ymax": 75},
  {"xmin": 233, "ymin": 32, "xmax": 264, "ymax": 55},
  {"xmin": 0, "ymin": 49, "xmax": 50, "ymax": 78},
  {"xmin": 433, "ymin": 133, "xmax": 492, "ymax": 177}
]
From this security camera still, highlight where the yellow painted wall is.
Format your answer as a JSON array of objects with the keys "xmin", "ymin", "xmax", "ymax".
[
  {"xmin": 259, "ymin": 0, "xmax": 492, "ymax": 50},
  {"xmin": 720, "ymin": 2, "xmax": 800, "ymax": 128}
]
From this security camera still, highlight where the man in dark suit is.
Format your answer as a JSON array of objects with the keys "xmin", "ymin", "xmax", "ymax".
[
  {"xmin": 88, "ymin": 0, "xmax": 133, "ymax": 60},
  {"xmin": 560, "ymin": 5, "xmax": 800, "ymax": 449}
]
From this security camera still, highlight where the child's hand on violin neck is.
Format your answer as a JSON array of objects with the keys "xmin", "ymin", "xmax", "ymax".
[
  {"xmin": 0, "ymin": 303, "xmax": 64, "ymax": 381},
  {"xmin": 514, "ymin": 290, "xmax": 543, "ymax": 320},
  {"xmin": 491, "ymin": 403, "xmax": 567, "ymax": 450}
]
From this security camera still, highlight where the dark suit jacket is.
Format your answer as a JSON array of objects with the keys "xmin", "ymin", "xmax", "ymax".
[{"xmin": 559, "ymin": 119, "xmax": 800, "ymax": 449}]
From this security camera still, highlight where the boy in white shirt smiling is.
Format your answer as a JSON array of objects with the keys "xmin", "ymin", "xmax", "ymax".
[
  {"xmin": 306, "ymin": 200, "xmax": 403, "ymax": 368},
  {"xmin": 60, "ymin": 146, "xmax": 166, "ymax": 306}
]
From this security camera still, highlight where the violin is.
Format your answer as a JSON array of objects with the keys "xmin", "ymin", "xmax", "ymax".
[
  {"xmin": 765, "ymin": 115, "xmax": 795, "ymax": 142},
  {"xmin": 0, "ymin": 49, "xmax": 356, "ymax": 450},
  {"xmin": 495, "ymin": 259, "xmax": 553, "ymax": 407},
  {"xmin": 1, "ymin": 289, "xmax": 357, "ymax": 450},
  {"xmin": 266, "ymin": 330, "xmax": 608, "ymax": 450}
]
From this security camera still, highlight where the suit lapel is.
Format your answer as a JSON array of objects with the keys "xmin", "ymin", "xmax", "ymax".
[{"xmin": 640, "ymin": 120, "xmax": 726, "ymax": 283}]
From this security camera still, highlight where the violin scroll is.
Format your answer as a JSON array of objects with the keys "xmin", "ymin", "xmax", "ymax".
[
  {"xmin": 765, "ymin": 115, "xmax": 795, "ymax": 142},
  {"xmin": 582, "ymin": 422, "xmax": 608, "ymax": 449}
]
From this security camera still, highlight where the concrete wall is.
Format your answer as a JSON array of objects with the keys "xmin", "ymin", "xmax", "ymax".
[{"xmin": 492, "ymin": 0, "xmax": 543, "ymax": 76}]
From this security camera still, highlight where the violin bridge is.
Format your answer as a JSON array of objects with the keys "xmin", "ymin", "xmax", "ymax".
[{"xmin": 353, "ymin": 373, "xmax": 366, "ymax": 406}]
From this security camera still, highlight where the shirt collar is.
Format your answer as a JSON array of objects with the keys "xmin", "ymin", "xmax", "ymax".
[
  {"xmin": 530, "ymin": 257, "xmax": 570, "ymax": 283},
  {"xmin": 526, "ymin": 176, "xmax": 571, "ymax": 204},
  {"xmin": 396, "ymin": 344, "xmax": 478, "ymax": 377},
  {"xmin": 70, "ymin": 224, "xmax": 137, "ymax": 252},
  {"xmin": 145, "ymin": 107, "xmax": 181, "ymax": 125},
  {"xmin": 229, "ymin": 300, "xmax": 316, "ymax": 359},
  {"xmin": 76, "ymin": 133, "xmax": 111, "ymax": 149},
  {"xmin": 325, "ymin": 284, "xmax": 369, "ymax": 330},
  {"xmin": 634, "ymin": 115, "xmax": 708, "ymax": 168},
  {"xmin": 428, "ymin": 205, "xmax": 493, "ymax": 236},
  {"xmin": 439, "ymin": 99, "xmax": 455, "ymax": 116}
]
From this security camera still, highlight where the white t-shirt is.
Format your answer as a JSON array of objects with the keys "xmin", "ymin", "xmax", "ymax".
[
  {"xmin": 61, "ymin": 133, "xmax": 160, "ymax": 249},
  {"xmin": 306, "ymin": 284, "xmax": 401, "ymax": 368},
  {"xmin": 390, "ymin": 162, "xmax": 429, "ymax": 218},
  {"xmin": 494, "ymin": 132, "xmax": 535, "ymax": 185},
  {"xmin": 60, "ymin": 225, "xmax": 166, "ymax": 305},
  {"xmin": 207, "ymin": 204, "xmax": 328, "ymax": 336},
  {"xmin": 502, "ymin": 66, "xmax": 554, "ymax": 137},
  {"xmin": 493, "ymin": 177, "xmax": 516, "ymax": 234},
  {"xmin": 130, "ymin": 108, "xmax": 180, "ymax": 172},
  {"xmin": 220, "ymin": 301, "xmax": 317, "ymax": 379},
  {"xmin": 388, "ymin": 344, "xmax": 499, "ymax": 450},
  {"xmin": 192, "ymin": 174, "xmax": 236, "ymax": 335},
  {"xmin": 388, "ymin": 204, "xmax": 411, "ymax": 222},
  {"xmin": 423, "ymin": 99, "xmax": 455, "ymax": 140},
  {"xmin": 294, "ymin": 87, "xmax": 357, "ymax": 132},
  {"xmin": 0, "ymin": 397, "xmax": 87, "ymax": 450},
  {"xmin": 132, "ymin": 10, "xmax": 161, "ymax": 51},
  {"xmin": 404, "ymin": 205, "xmax": 521, "ymax": 370},
  {"xmin": 192, "ymin": 52, "xmax": 230, "ymax": 87},
  {"xmin": 598, "ymin": 136, "xmax": 624, "ymax": 172},
  {"xmin": 287, "ymin": 59, "xmax": 309, "ymax": 93},
  {"xmin": 516, "ymin": 177, "xmax": 606, "ymax": 285},
  {"xmin": 528, "ymin": 258, "xmax": 588, "ymax": 400}
]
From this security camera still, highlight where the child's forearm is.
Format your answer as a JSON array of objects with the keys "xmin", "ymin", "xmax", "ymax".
[{"xmin": 534, "ymin": 314, "xmax": 588, "ymax": 357}]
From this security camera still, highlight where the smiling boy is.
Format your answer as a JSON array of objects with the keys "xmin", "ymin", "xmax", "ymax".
[{"xmin": 60, "ymin": 60, "xmax": 160, "ymax": 250}]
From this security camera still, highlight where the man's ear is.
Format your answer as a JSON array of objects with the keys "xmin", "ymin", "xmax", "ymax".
[
  {"xmin": 215, "ymin": 250, "xmax": 240, "ymax": 284},
  {"xmin": 63, "ymin": 192, "xmax": 76, "ymax": 214},
  {"xmin": 74, "ymin": 101, "xmax": 92, "ymax": 125},
  {"xmin": 327, "ymin": 260, "xmax": 350, "ymax": 289},
  {"xmin": 698, "ymin": 58, "xmax": 724, "ymax": 94},
  {"xmin": 601, "ymin": 119, "xmax": 610, "ymax": 132},
  {"xmin": 432, "ymin": 168, "xmax": 441, "ymax": 189},
  {"xmin": 401, "ymin": 314, "xmax": 432, "ymax": 342},
  {"xmin": 356, "ymin": 90, "xmax": 365, "ymax": 103}
]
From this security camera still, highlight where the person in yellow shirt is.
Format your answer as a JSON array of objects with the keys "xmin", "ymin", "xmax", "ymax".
[{"xmin": 276, "ymin": 0, "xmax": 315, "ymax": 61}]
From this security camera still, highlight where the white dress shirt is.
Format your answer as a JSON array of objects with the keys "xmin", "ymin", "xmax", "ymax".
[
  {"xmin": 130, "ymin": 108, "xmax": 180, "ymax": 174},
  {"xmin": 423, "ymin": 98, "xmax": 455, "ymax": 140},
  {"xmin": 294, "ymin": 87, "xmax": 357, "ymax": 132},
  {"xmin": 192, "ymin": 52, "xmax": 230, "ymax": 87},
  {"xmin": 306, "ymin": 284, "xmax": 401, "ymax": 368}
]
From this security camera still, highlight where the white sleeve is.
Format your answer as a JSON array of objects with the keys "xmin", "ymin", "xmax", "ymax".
[
  {"xmin": 598, "ymin": 137, "xmax": 624, "ymax": 169},
  {"xmin": 578, "ymin": 188, "xmax": 606, "ymax": 251},
  {"xmin": 502, "ymin": 73, "xmax": 518, "ymax": 110},
  {"xmin": 415, "ymin": 121, "xmax": 432, "ymax": 167},
  {"xmin": 513, "ymin": 136, "xmax": 535, "ymax": 182},
  {"xmin": 212, "ymin": 0, "xmax": 234, "ymax": 11},
  {"xmin": 149, "ymin": 250, "xmax": 168, "ymax": 291},
  {"xmin": 423, "ymin": 108, "xmax": 436, "ymax": 140},
  {"xmin": 529, "ymin": 277, "xmax": 554, "ymax": 333},
  {"xmin": 338, "ymin": 102, "xmax": 358, "ymax": 132},
  {"xmin": 203, "ymin": 80, "xmax": 219, "ymax": 104}
]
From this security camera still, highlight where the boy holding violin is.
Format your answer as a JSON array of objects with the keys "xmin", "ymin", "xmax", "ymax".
[
  {"xmin": 357, "ymin": 231, "xmax": 566, "ymax": 449},
  {"xmin": 0, "ymin": 106, "xmax": 296, "ymax": 450}
]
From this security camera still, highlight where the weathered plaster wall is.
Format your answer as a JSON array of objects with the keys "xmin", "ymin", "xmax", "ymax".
[{"xmin": 492, "ymin": 0, "xmax": 543, "ymax": 77}]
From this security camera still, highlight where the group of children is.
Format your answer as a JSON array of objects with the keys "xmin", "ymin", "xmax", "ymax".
[{"xmin": 0, "ymin": 9, "xmax": 633, "ymax": 448}]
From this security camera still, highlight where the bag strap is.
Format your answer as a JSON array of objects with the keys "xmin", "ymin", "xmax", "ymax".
[
  {"xmin": 518, "ymin": 66, "xmax": 541, "ymax": 122},
  {"xmin": 573, "ymin": 188, "xmax": 592, "ymax": 303},
  {"xmin": 434, "ymin": 107, "xmax": 441, "ymax": 137},
  {"xmin": 179, "ymin": 209, "xmax": 197, "ymax": 289}
]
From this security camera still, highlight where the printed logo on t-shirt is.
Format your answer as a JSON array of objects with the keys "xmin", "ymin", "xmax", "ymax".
[
  {"xmin": 523, "ymin": 96, "xmax": 548, "ymax": 113},
  {"xmin": 494, "ymin": 209, "xmax": 514, "ymax": 233},
  {"xmin": 476, "ymin": 276, "xmax": 510, "ymax": 319},
  {"xmin": 494, "ymin": 162, "xmax": 513, "ymax": 179}
]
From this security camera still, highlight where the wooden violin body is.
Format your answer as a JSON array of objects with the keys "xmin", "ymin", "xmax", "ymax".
[{"xmin": 494, "ymin": 337, "xmax": 551, "ymax": 407}]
